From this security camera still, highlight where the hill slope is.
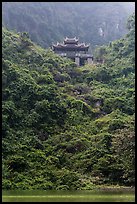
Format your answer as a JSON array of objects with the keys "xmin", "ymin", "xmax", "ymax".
[
  {"xmin": 2, "ymin": 14, "xmax": 135, "ymax": 190},
  {"xmin": 2, "ymin": 2, "xmax": 135, "ymax": 50}
]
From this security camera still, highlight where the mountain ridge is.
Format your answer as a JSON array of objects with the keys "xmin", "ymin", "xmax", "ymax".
[{"xmin": 2, "ymin": 2, "xmax": 135, "ymax": 50}]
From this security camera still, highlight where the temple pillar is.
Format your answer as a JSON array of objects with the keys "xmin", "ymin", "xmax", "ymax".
[{"xmin": 75, "ymin": 57, "xmax": 80, "ymax": 66}]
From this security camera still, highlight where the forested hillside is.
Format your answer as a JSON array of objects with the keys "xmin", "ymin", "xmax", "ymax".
[
  {"xmin": 2, "ymin": 13, "xmax": 135, "ymax": 190},
  {"xmin": 2, "ymin": 2, "xmax": 135, "ymax": 50}
]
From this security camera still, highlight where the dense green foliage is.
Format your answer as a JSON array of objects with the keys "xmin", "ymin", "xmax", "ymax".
[
  {"xmin": 2, "ymin": 14, "xmax": 135, "ymax": 190},
  {"xmin": 2, "ymin": 2, "xmax": 134, "ymax": 50}
]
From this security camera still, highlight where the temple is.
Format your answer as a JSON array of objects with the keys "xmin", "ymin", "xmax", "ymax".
[{"xmin": 52, "ymin": 37, "xmax": 93, "ymax": 66}]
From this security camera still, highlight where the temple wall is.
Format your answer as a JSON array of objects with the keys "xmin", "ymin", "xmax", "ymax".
[
  {"xmin": 87, "ymin": 57, "xmax": 93, "ymax": 64},
  {"xmin": 75, "ymin": 57, "xmax": 80, "ymax": 66}
]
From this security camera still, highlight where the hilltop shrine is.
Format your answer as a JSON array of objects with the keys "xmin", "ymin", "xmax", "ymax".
[{"xmin": 52, "ymin": 37, "xmax": 93, "ymax": 66}]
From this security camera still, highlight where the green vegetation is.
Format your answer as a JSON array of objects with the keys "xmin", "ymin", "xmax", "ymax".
[{"xmin": 2, "ymin": 14, "xmax": 135, "ymax": 190}]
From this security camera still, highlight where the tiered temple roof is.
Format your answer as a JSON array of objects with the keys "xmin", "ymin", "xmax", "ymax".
[
  {"xmin": 52, "ymin": 37, "xmax": 90, "ymax": 51},
  {"xmin": 64, "ymin": 37, "xmax": 79, "ymax": 44}
]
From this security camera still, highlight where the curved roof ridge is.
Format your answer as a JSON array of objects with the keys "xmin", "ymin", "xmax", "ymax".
[{"xmin": 64, "ymin": 37, "xmax": 79, "ymax": 41}]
